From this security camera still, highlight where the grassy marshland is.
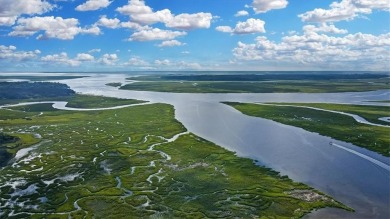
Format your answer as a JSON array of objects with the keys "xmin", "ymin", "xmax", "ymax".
[{"xmin": 0, "ymin": 96, "xmax": 349, "ymax": 218}]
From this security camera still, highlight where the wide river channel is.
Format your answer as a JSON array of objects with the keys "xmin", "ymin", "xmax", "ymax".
[{"xmin": 8, "ymin": 73, "xmax": 390, "ymax": 218}]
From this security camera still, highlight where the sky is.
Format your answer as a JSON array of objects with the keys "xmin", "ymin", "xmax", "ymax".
[{"xmin": 0, "ymin": 0, "xmax": 389, "ymax": 72}]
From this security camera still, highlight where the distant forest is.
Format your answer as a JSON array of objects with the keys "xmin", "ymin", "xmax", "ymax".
[
  {"xmin": 0, "ymin": 82, "xmax": 75, "ymax": 99},
  {"xmin": 158, "ymin": 73, "xmax": 389, "ymax": 81}
]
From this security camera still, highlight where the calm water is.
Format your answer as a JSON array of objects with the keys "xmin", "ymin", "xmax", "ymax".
[{"xmin": 4, "ymin": 73, "xmax": 390, "ymax": 218}]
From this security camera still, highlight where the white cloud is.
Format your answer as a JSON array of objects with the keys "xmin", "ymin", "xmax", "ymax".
[
  {"xmin": 154, "ymin": 59, "xmax": 171, "ymax": 65},
  {"xmin": 129, "ymin": 28, "xmax": 186, "ymax": 41},
  {"xmin": 299, "ymin": 0, "xmax": 390, "ymax": 23},
  {"xmin": 287, "ymin": 30, "xmax": 298, "ymax": 35},
  {"xmin": 75, "ymin": 53, "xmax": 95, "ymax": 61},
  {"xmin": 9, "ymin": 16, "xmax": 101, "ymax": 40},
  {"xmin": 125, "ymin": 56, "xmax": 149, "ymax": 66},
  {"xmin": 76, "ymin": 0, "xmax": 112, "ymax": 11},
  {"xmin": 216, "ymin": 18, "xmax": 265, "ymax": 34},
  {"xmin": 96, "ymin": 15, "xmax": 120, "ymax": 28},
  {"xmin": 216, "ymin": 26, "xmax": 233, "ymax": 33},
  {"xmin": 154, "ymin": 59, "xmax": 201, "ymax": 69},
  {"xmin": 157, "ymin": 40, "xmax": 185, "ymax": 47},
  {"xmin": 98, "ymin": 53, "xmax": 118, "ymax": 65},
  {"xmin": 234, "ymin": 19, "xmax": 266, "ymax": 34},
  {"xmin": 0, "ymin": 45, "xmax": 40, "ymax": 60},
  {"xmin": 116, "ymin": 0, "xmax": 173, "ymax": 25},
  {"xmin": 119, "ymin": 21, "xmax": 144, "ymax": 30},
  {"xmin": 252, "ymin": 0, "xmax": 288, "ymax": 13},
  {"xmin": 0, "ymin": 0, "xmax": 53, "ymax": 26},
  {"xmin": 354, "ymin": 0, "xmax": 389, "ymax": 8},
  {"xmin": 176, "ymin": 61, "xmax": 202, "ymax": 69},
  {"xmin": 232, "ymin": 28, "xmax": 390, "ymax": 70},
  {"xmin": 235, "ymin": 10, "xmax": 249, "ymax": 17},
  {"xmin": 41, "ymin": 52, "xmax": 80, "ymax": 66},
  {"xmin": 303, "ymin": 23, "xmax": 348, "ymax": 34},
  {"xmin": 0, "ymin": 16, "xmax": 17, "ymax": 26},
  {"xmin": 80, "ymin": 26, "xmax": 101, "ymax": 35},
  {"xmin": 165, "ymin": 13, "xmax": 212, "ymax": 30},
  {"xmin": 88, "ymin": 48, "xmax": 101, "ymax": 53},
  {"xmin": 41, "ymin": 52, "xmax": 95, "ymax": 66},
  {"xmin": 117, "ymin": 0, "xmax": 212, "ymax": 30}
]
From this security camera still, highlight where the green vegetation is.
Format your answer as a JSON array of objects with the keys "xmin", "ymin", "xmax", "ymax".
[
  {"xmin": 0, "ymin": 132, "xmax": 19, "ymax": 167},
  {"xmin": 282, "ymin": 103, "xmax": 390, "ymax": 126},
  {"xmin": 367, "ymin": 100, "xmax": 390, "ymax": 103},
  {"xmin": 0, "ymin": 82, "xmax": 75, "ymax": 100},
  {"xmin": 0, "ymin": 94, "xmax": 145, "ymax": 109},
  {"xmin": 122, "ymin": 73, "xmax": 389, "ymax": 93},
  {"xmin": 128, "ymin": 73, "xmax": 388, "ymax": 82},
  {"xmin": 8, "ymin": 103, "xmax": 61, "ymax": 113},
  {"xmin": 105, "ymin": 82, "xmax": 122, "ymax": 87},
  {"xmin": 0, "ymin": 100, "xmax": 348, "ymax": 218},
  {"xmin": 0, "ymin": 75, "xmax": 86, "ymax": 81},
  {"xmin": 225, "ymin": 102, "xmax": 390, "ymax": 156},
  {"xmin": 64, "ymin": 95, "xmax": 145, "ymax": 108},
  {"xmin": 0, "ymin": 132, "xmax": 41, "ymax": 167}
]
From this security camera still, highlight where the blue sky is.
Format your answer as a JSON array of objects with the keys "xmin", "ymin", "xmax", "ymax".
[{"xmin": 0, "ymin": 0, "xmax": 389, "ymax": 72}]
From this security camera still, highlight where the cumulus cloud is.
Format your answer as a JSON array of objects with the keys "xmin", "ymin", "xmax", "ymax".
[
  {"xmin": 119, "ymin": 21, "xmax": 145, "ymax": 30},
  {"xmin": 154, "ymin": 59, "xmax": 201, "ymax": 69},
  {"xmin": 41, "ymin": 52, "xmax": 80, "ymax": 66},
  {"xmin": 129, "ymin": 28, "xmax": 186, "ymax": 41},
  {"xmin": 0, "ymin": 45, "xmax": 40, "ymax": 60},
  {"xmin": 233, "ymin": 28, "xmax": 390, "ymax": 70},
  {"xmin": 95, "ymin": 15, "xmax": 120, "ymax": 28},
  {"xmin": 299, "ymin": 0, "xmax": 390, "ymax": 23},
  {"xmin": 165, "ymin": 13, "xmax": 212, "ymax": 30},
  {"xmin": 116, "ymin": 0, "xmax": 159, "ymax": 24},
  {"xmin": 0, "ymin": 0, "xmax": 53, "ymax": 26},
  {"xmin": 116, "ymin": 0, "xmax": 212, "ymax": 30},
  {"xmin": 216, "ymin": 18, "xmax": 265, "ymax": 34},
  {"xmin": 75, "ymin": 53, "xmax": 95, "ymax": 61},
  {"xmin": 235, "ymin": 10, "xmax": 249, "ymax": 17},
  {"xmin": 94, "ymin": 15, "xmax": 151, "ymax": 33},
  {"xmin": 157, "ymin": 40, "xmax": 185, "ymax": 47},
  {"xmin": 0, "ymin": 16, "xmax": 18, "ymax": 26},
  {"xmin": 154, "ymin": 59, "xmax": 171, "ymax": 66},
  {"xmin": 252, "ymin": 0, "xmax": 288, "ymax": 13},
  {"xmin": 124, "ymin": 56, "xmax": 149, "ymax": 66},
  {"xmin": 76, "ymin": 0, "xmax": 112, "ymax": 11},
  {"xmin": 303, "ymin": 23, "xmax": 348, "ymax": 34},
  {"xmin": 216, "ymin": 26, "xmax": 233, "ymax": 33},
  {"xmin": 176, "ymin": 61, "xmax": 202, "ymax": 69},
  {"xmin": 41, "ymin": 52, "xmax": 95, "ymax": 66},
  {"xmin": 80, "ymin": 26, "xmax": 101, "ymax": 35},
  {"xmin": 9, "ymin": 16, "xmax": 101, "ymax": 40},
  {"xmin": 98, "ymin": 53, "xmax": 118, "ymax": 65}
]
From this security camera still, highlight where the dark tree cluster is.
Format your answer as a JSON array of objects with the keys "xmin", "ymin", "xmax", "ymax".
[
  {"xmin": 0, "ymin": 132, "xmax": 18, "ymax": 145},
  {"xmin": 0, "ymin": 82, "xmax": 75, "ymax": 99},
  {"xmin": 0, "ymin": 133, "xmax": 19, "ymax": 167}
]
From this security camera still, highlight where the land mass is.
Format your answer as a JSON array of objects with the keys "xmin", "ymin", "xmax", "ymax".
[
  {"xmin": 0, "ymin": 75, "xmax": 87, "ymax": 81},
  {"xmin": 224, "ymin": 102, "xmax": 390, "ymax": 156},
  {"xmin": 0, "ymin": 94, "xmax": 349, "ymax": 218},
  {"xmin": 120, "ymin": 73, "xmax": 389, "ymax": 93},
  {"xmin": 0, "ymin": 82, "xmax": 75, "ymax": 100}
]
